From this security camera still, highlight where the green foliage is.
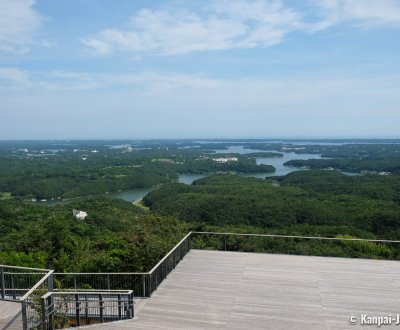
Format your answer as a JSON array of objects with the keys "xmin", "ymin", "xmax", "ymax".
[
  {"xmin": 0, "ymin": 251, "xmax": 48, "ymax": 268},
  {"xmin": 279, "ymin": 170, "xmax": 400, "ymax": 204},
  {"xmin": 144, "ymin": 173, "xmax": 400, "ymax": 240},
  {"xmin": 2, "ymin": 140, "xmax": 400, "ymax": 269},
  {"xmin": 335, "ymin": 235, "xmax": 396, "ymax": 258},
  {"xmin": 0, "ymin": 192, "xmax": 11, "ymax": 200},
  {"xmin": 0, "ymin": 196, "xmax": 188, "ymax": 272},
  {"xmin": 191, "ymin": 234, "xmax": 399, "ymax": 259},
  {"xmin": 285, "ymin": 158, "xmax": 400, "ymax": 174}
]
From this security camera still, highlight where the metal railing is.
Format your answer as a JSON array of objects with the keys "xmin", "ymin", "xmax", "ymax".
[
  {"xmin": 190, "ymin": 231, "xmax": 400, "ymax": 260},
  {"xmin": 53, "ymin": 231, "xmax": 400, "ymax": 301},
  {"xmin": 0, "ymin": 265, "xmax": 54, "ymax": 329},
  {"xmin": 2, "ymin": 231, "xmax": 400, "ymax": 328},
  {"xmin": 41, "ymin": 290, "xmax": 134, "ymax": 329},
  {"xmin": 53, "ymin": 232, "xmax": 192, "ymax": 298},
  {"xmin": 0, "ymin": 265, "xmax": 51, "ymax": 301},
  {"xmin": 53, "ymin": 272, "xmax": 147, "ymax": 296},
  {"xmin": 21, "ymin": 269, "xmax": 54, "ymax": 330},
  {"xmin": 147, "ymin": 232, "xmax": 191, "ymax": 296}
]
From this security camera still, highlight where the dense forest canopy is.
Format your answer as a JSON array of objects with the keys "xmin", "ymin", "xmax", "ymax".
[
  {"xmin": 143, "ymin": 173, "xmax": 400, "ymax": 239},
  {"xmin": 1, "ymin": 139, "xmax": 400, "ymax": 271},
  {"xmin": 0, "ymin": 196, "xmax": 188, "ymax": 272}
]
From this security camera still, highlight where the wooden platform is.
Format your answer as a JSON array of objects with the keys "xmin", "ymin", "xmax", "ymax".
[
  {"xmin": 88, "ymin": 250, "xmax": 400, "ymax": 329},
  {"xmin": 0, "ymin": 301, "xmax": 22, "ymax": 330}
]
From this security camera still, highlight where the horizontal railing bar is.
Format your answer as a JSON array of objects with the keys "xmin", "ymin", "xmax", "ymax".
[
  {"xmin": 192, "ymin": 231, "xmax": 400, "ymax": 244},
  {"xmin": 52, "ymin": 289, "xmax": 134, "ymax": 292},
  {"xmin": 149, "ymin": 232, "xmax": 192, "ymax": 274},
  {"xmin": 54, "ymin": 272, "xmax": 147, "ymax": 275},
  {"xmin": 20, "ymin": 270, "xmax": 54, "ymax": 301},
  {"xmin": 0, "ymin": 264, "xmax": 51, "ymax": 272},
  {"xmin": 1, "ymin": 289, "xmax": 33, "ymax": 292},
  {"xmin": 42, "ymin": 290, "xmax": 133, "ymax": 298},
  {"xmin": 3, "ymin": 272, "xmax": 48, "ymax": 275}
]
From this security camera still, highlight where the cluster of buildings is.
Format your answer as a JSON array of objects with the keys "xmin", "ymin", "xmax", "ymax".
[{"xmin": 212, "ymin": 157, "xmax": 238, "ymax": 163}]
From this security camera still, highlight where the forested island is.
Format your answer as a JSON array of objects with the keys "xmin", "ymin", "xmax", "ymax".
[
  {"xmin": 1, "ymin": 139, "xmax": 400, "ymax": 271},
  {"xmin": 0, "ymin": 141, "xmax": 275, "ymax": 200}
]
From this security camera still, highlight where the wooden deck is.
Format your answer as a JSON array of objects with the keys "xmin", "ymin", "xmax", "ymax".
[
  {"xmin": 0, "ymin": 301, "xmax": 22, "ymax": 330},
  {"xmin": 88, "ymin": 250, "xmax": 400, "ymax": 329}
]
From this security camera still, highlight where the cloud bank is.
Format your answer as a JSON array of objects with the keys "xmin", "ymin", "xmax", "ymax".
[
  {"xmin": 82, "ymin": 0, "xmax": 400, "ymax": 56},
  {"xmin": 0, "ymin": 0, "xmax": 44, "ymax": 54}
]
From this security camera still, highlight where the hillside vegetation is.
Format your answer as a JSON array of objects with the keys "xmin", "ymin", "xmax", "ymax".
[
  {"xmin": 144, "ymin": 173, "xmax": 400, "ymax": 240},
  {"xmin": 0, "ymin": 196, "xmax": 188, "ymax": 272}
]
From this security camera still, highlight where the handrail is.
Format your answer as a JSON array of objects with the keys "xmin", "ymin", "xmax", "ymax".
[
  {"xmin": 41, "ymin": 289, "xmax": 135, "ymax": 328},
  {"xmin": 4, "ymin": 230, "xmax": 400, "ymax": 303},
  {"xmin": 0, "ymin": 264, "xmax": 51, "ymax": 272},
  {"xmin": 52, "ymin": 231, "xmax": 400, "ymax": 282},
  {"xmin": 52, "ymin": 289, "xmax": 135, "ymax": 292},
  {"xmin": 192, "ymin": 231, "xmax": 400, "ymax": 244},
  {"xmin": 41, "ymin": 290, "xmax": 133, "ymax": 299},
  {"xmin": 148, "ymin": 232, "xmax": 192, "ymax": 274},
  {"xmin": 2, "ymin": 230, "xmax": 400, "ymax": 329},
  {"xmin": 54, "ymin": 272, "xmax": 147, "ymax": 275},
  {"xmin": 51, "ymin": 230, "xmax": 400, "ymax": 299},
  {"xmin": 20, "ymin": 270, "xmax": 53, "ymax": 301}
]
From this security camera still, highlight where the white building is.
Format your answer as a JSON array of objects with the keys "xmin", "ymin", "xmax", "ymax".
[{"xmin": 72, "ymin": 209, "xmax": 88, "ymax": 220}]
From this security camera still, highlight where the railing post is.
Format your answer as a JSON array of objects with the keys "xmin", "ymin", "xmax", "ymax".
[
  {"xmin": 107, "ymin": 274, "xmax": 111, "ymax": 290},
  {"xmin": 47, "ymin": 275, "xmax": 53, "ymax": 292},
  {"xmin": 142, "ymin": 274, "xmax": 146, "ymax": 297},
  {"xmin": 0, "ymin": 267, "xmax": 5, "ymax": 299},
  {"xmin": 118, "ymin": 294, "xmax": 122, "ymax": 320},
  {"xmin": 22, "ymin": 300, "xmax": 28, "ymax": 330},
  {"xmin": 128, "ymin": 292, "xmax": 134, "ymax": 319},
  {"xmin": 47, "ymin": 295, "xmax": 54, "ymax": 330},
  {"xmin": 75, "ymin": 294, "xmax": 80, "ymax": 327},
  {"xmin": 224, "ymin": 235, "xmax": 227, "ymax": 251},
  {"xmin": 73, "ymin": 275, "xmax": 77, "ymax": 290},
  {"xmin": 41, "ymin": 296, "xmax": 47, "ymax": 330},
  {"xmin": 147, "ymin": 274, "xmax": 151, "ymax": 298},
  {"xmin": 11, "ymin": 274, "xmax": 16, "ymax": 300},
  {"xmin": 85, "ymin": 294, "xmax": 89, "ymax": 325},
  {"xmin": 99, "ymin": 294, "xmax": 104, "ymax": 323}
]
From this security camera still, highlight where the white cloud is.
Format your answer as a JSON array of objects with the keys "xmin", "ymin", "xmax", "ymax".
[
  {"xmin": 82, "ymin": 0, "xmax": 400, "ymax": 56},
  {"xmin": 38, "ymin": 70, "xmax": 220, "ymax": 92},
  {"xmin": 0, "ymin": 0, "xmax": 44, "ymax": 54},
  {"xmin": 0, "ymin": 67, "xmax": 31, "ymax": 88},
  {"xmin": 308, "ymin": 0, "xmax": 400, "ymax": 31},
  {"xmin": 343, "ymin": 0, "xmax": 400, "ymax": 26},
  {"xmin": 82, "ymin": 0, "xmax": 302, "ymax": 55}
]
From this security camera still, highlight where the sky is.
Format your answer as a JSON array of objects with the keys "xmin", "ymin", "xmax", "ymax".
[{"xmin": 1, "ymin": 0, "xmax": 400, "ymax": 139}]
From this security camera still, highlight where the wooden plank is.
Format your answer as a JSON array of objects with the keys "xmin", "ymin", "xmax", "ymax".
[
  {"xmin": 88, "ymin": 250, "xmax": 400, "ymax": 329},
  {"xmin": 0, "ymin": 301, "xmax": 22, "ymax": 330}
]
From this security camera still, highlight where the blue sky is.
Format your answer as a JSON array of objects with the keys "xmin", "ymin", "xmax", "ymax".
[{"xmin": 1, "ymin": 0, "xmax": 400, "ymax": 139}]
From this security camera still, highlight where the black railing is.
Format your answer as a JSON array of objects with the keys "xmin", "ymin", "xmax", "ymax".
[
  {"xmin": 2, "ymin": 231, "xmax": 400, "ymax": 329},
  {"xmin": 53, "ymin": 273, "xmax": 147, "ymax": 296},
  {"xmin": 0, "ymin": 265, "xmax": 54, "ymax": 329},
  {"xmin": 41, "ymin": 290, "xmax": 134, "ymax": 329},
  {"xmin": 147, "ymin": 232, "xmax": 191, "ymax": 296},
  {"xmin": 190, "ymin": 231, "xmax": 400, "ymax": 260},
  {"xmin": 53, "ymin": 232, "xmax": 192, "ymax": 298},
  {"xmin": 0, "ymin": 265, "xmax": 51, "ymax": 301},
  {"xmin": 52, "ymin": 231, "xmax": 400, "ymax": 300}
]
